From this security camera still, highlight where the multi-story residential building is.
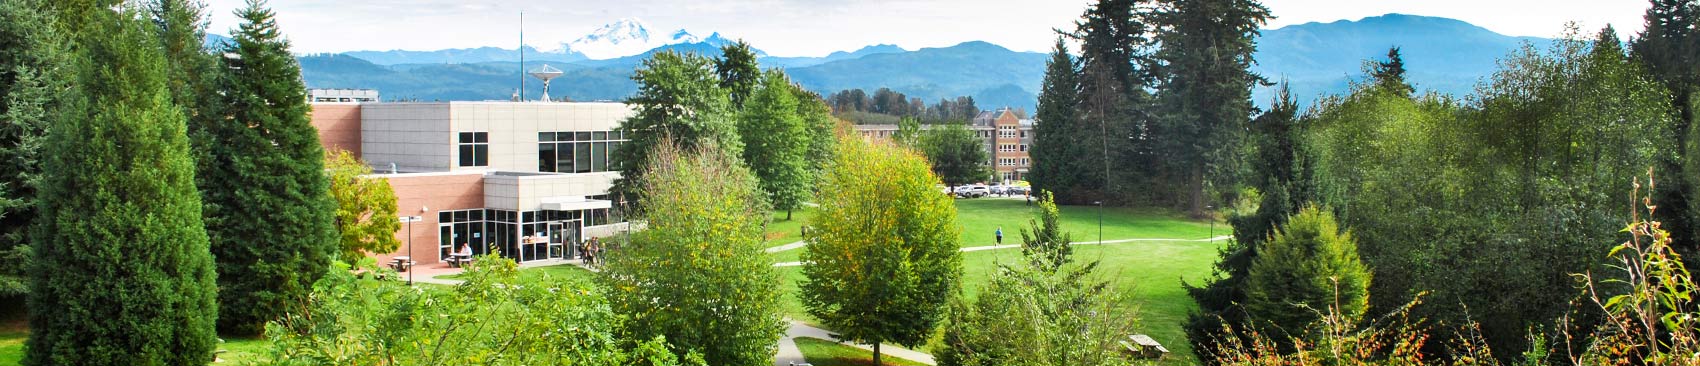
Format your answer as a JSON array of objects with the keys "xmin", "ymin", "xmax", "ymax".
[
  {"xmin": 852, "ymin": 107, "xmax": 1033, "ymax": 182},
  {"xmin": 309, "ymin": 97, "xmax": 634, "ymax": 266}
]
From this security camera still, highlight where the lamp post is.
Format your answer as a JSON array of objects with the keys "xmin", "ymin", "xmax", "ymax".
[
  {"xmin": 1206, "ymin": 205, "xmax": 1215, "ymax": 242},
  {"xmin": 1094, "ymin": 201, "xmax": 1103, "ymax": 245}
]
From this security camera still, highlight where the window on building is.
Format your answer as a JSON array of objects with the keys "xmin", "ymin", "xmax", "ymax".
[
  {"xmin": 1020, "ymin": 144, "xmax": 1028, "ymax": 152},
  {"xmin": 457, "ymin": 132, "xmax": 488, "ymax": 167},
  {"xmin": 538, "ymin": 131, "xmax": 628, "ymax": 173}
]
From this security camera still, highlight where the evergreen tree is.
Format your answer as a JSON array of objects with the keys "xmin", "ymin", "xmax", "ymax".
[
  {"xmin": 717, "ymin": 40, "xmax": 761, "ymax": 110},
  {"xmin": 1152, "ymin": 0, "xmax": 1271, "ymax": 216},
  {"xmin": 610, "ymin": 50, "xmax": 740, "ymax": 209},
  {"xmin": 0, "ymin": 0, "xmax": 68, "ymax": 298},
  {"xmin": 1243, "ymin": 205, "xmax": 1370, "ymax": 344},
  {"xmin": 1633, "ymin": 0, "xmax": 1700, "ymax": 259},
  {"xmin": 1072, "ymin": 0, "xmax": 1157, "ymax": 205},
  {"xmin": 1183, "ymin": 83, "xmax": 1304, "ymax": 366},
  {"xmin": 1018, "ymin": 191, "xmax": 1074, "ymax": 272},
  {"xmin": 1029, "ymin": 37, "xmax": 1084, "ymax": 204},
  {"xmin": 25, "ymin": 4, "xmax": 218, "ymax": 364},
  {"xmin": 147, "ymin": 0, "xmax": 224, "ymax": 188},
  {"xmin": 203, "ymin": 0, "xmax": 338, "ymax": 335},
  {"xmin": 1369, "ymin": 47, "xmax": 1415, "ymax": 95},
  {"xmin": 738, "ymin": 70, "xmax": 812, "ymax": 220},
  {"xmin": 802, "ymin": 138, "xmax": 962, "ymax": 366}
]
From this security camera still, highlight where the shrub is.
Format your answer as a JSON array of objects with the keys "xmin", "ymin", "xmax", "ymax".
[
  {"xmin": 259, "ymin": 257, "xmax": 702, "ymax": 366},
  {"xmin": 1244, "ymin": 205, "xmax": 1371, "ymax": 344}
]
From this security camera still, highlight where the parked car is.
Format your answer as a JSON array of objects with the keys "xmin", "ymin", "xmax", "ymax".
[
  {"xmin": 960, "ymin": 184, "xmax": 991, "ymax": 198},
  {"xmin": 989, "ymin": 185, "xmax": 1007, "ymax": 195}
]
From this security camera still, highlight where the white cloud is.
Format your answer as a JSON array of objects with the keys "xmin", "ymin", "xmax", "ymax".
[{"xmin": 204, "ymin": 0, "xmax": 1649, "ymax": 56}]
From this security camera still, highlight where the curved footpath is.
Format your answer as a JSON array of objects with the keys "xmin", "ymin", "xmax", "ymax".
[
  {"xmin": 774, "ymin": 320, "xmax": 936, "ymax": 366},
  {"xmin": 769, "ymin": 235, "xmax": 1232, "ymax": 267}
]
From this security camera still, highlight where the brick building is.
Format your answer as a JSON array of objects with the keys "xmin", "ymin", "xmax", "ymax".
[
  {"xmin": 852, "ymin": 108, "xmax": 1033, "ymax": 183},
  {"xmin": 310, "ymin": 98, "xmax": 633, "ymax": 266}
]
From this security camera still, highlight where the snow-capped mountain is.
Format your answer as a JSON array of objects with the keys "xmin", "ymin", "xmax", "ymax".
[{"xmin": 555, "ymin": 17, "xmax": 731, "ymax": 60}]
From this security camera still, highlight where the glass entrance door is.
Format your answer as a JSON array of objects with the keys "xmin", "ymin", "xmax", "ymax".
[{"xmin": 547, "ymin": 223, "xmax": 565, "ymax": 261}]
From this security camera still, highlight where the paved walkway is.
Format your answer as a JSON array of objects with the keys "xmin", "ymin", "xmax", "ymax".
[
  {"xmin": 406, "ymin": 258, "xmax": 592, "ymax": 285},
  {"xmin": 766, "ymin": 240, "xmax": 807, "ymax": 253},
  {"xmin": 774, "ymin": 320, "xmax": 936, "ymax": 366},
  {"xmin": 773, "ymin": 235, "xmax": 1232, "ymax": 267}
]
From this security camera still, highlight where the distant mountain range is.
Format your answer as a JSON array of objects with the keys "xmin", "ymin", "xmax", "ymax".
[{"xmin": 289, "ymin": 13, "xmax": 1557, "ymax": 112}]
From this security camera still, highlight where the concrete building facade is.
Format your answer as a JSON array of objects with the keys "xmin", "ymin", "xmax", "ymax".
[{"xmin": 311, "ymin": 101, "xmax": 633, "ymax": 266}]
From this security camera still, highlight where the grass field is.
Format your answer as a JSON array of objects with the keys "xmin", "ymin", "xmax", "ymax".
[
  {"xmin": 795, "ymin": 337, "xmax": 930, "ymax": 366},
  {"xmin": 770, "ymin": 197, "xmax": 1224, "ymax": 365}
]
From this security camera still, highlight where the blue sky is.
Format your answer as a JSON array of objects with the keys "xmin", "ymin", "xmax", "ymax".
[{"xmin": 203, "ymin": 0, "xmax": 1649, "ymax": 57}]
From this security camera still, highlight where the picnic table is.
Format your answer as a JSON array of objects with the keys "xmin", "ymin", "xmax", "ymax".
[
  {"xmin": 1120, "ymin": 334, "xmax": 1169, "ymax": 359},
  {"xmin": 447, "ymin": 253, "xmax": 474, "ymax": 268},
  {"xmin": 389, "ymin": 256, "xmax": 415, "ymax": 272}
]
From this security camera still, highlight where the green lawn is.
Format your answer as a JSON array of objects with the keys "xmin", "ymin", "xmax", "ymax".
[
  {"xmin": 0, "ymin": 332, "xmax": 272, "ymax": 365},
  {"xmin": 771, "ymin": 198, "xmax": 1224, "ymax": 365},
  {"xmin": 794, "ymin": 337, "xmax": 929, "ymax": 366},
  {"xmin": 763, "ymin": 207, "xmax": 817, "ymax": 247}
]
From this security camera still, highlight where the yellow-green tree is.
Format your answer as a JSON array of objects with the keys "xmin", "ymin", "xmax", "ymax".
[
  {"xmin": 801, "ymin": 138, "xmax": 962, "ymax": 366},
  {"xmin": 602, "ymin": 140, "xmax": 784, "ymax": 366},
  {"xmin": 327, "ymin": 150, "xmax": 399, "ymax": 261},
  {"xmin": 1244, "ymin": 205, "xmax": 1370, "ymax": 343}
]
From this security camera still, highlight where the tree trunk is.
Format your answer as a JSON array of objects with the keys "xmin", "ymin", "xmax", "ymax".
[
  {"xmin": 873, "ymin": 343, "xmax": 882, "ymax": 366},
  {"xmin": 786, "ymin": 209, "xmax": 793, "ymax": 221},
  {"xmin": 1190, "ymin": 165, "xmax": 1206, "ymax": 218}
]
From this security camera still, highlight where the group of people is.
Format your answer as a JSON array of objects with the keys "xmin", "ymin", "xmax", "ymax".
[{"xmin": 581, "ymin": 237, "xmax": 604, "ymax": 265}]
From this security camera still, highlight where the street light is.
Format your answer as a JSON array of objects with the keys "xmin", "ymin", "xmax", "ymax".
[
  {"xmin": 1094, "ymin": 201, "xmax": 1103, "ymax": 245},
  {"xmin": 1206, "ymin": 205, "xmax": 1215, "ymax": 242}
]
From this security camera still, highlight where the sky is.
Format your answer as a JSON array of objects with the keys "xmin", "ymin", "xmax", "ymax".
[{"xmin": 202, "ymin": 0, "xmax": 1651, "ymax": 57}]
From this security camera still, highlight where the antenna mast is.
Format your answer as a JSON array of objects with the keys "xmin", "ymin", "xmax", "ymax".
[{"xmin": 519, "ymin": 11, "xmax": 525, "ymax": 102}]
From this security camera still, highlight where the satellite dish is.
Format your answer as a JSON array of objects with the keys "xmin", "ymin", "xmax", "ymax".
[{"xmin": 528, "ymin": 64, "xmax": 564, "ymax": 102}]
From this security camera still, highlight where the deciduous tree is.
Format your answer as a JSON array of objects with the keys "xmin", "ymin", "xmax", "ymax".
[
  {"xmin": 920, "ymin": 123, "xmax": 991, "ymax": 191},
  {"xmin": 802, "ymin": 138, "xmax": 962, "ymax": 366},
  {"xmin": 611, "ymin": 50, "xmax": 740, "ymax": 209},
  {"xmin": 327, "ymin": 150, "xmax": 400, "ymax": 261},
  {"xmin": 717, "ymin": 40, "xmax": 761, "ymax": 109},
  {"xmin": 739, "ymin": 70, "xmax": 812, "ymax": 220},
  {"xmin": 603, "ymin": 141, "xmax": 784, "ymax": 366}
]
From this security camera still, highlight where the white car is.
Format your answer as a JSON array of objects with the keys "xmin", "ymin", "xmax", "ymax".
[{"xmin": 955, "ymin": 185, "xmax": 990, "ymax": 198}]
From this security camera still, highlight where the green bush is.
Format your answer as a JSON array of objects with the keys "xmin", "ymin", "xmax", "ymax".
[{"xmin": 259, "ymin": 257, "xmax": 702, "ymax": 366}]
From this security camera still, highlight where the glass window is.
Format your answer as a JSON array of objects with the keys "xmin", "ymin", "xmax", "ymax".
[
  {"xmin": 575, "ymin": 143, "xmax": 592, "ymax": 173},
  {"xmin": 523, "ymin": 211, "xmax": 535, "ymax": 223},
  {"xmin": 453, "ymin": 210, "xmax": 467, "ymax": 222},
  {"xmin": 457, "ymin": 132, "xmax": 489, "ymax": 167},
  {"xmin": 458, "ymin": 145, "xmax": 475, "ymax": 167},
  {"xmin": 593, "ymin": 142, "xmax": 608, "ymax": 172},
  {"xmin": 556, "ymin": 143, "xmax": 573, "ymax": 173},
  {"xmin": 469, "ymin": 210, "xmax": 483, "ymax": 221},
  {"xmin": 539, "ymin": 144, "xmax": 557, "ymax": 172},
  {"xmin": 593, "ymin": 131, "xmax": 608, "ymax": 140},
  {"xmin": 576, "ymin": 132, "xmax": 592, "ymax": 141},
  {"xmin": 439, "ymin": 211, "xmax": 451, "ymax": 223},
  {"xmin": 539, "ymin": 132, "xmax": 555, "ymax": 142}
]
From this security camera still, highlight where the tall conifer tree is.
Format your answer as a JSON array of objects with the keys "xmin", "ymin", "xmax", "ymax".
[
  {"xmin": 204, "ymin": 0, "xmax": 337, "ymax": 335},
  {"xmin": 1152, "ymin": 0, "xmax": 1271, "ymax": 216},
  {"xmin": 0, "ymin": 0, "xmax": 68, "ymax": 297},
  {"xmin": 717, "ymin": 40, "xmax": 761, "ymax": 110},
  {"xmin": 1634, "ymin": 0, "xmax": 1700, "ymax": 260},
  {"xmin": 26, "ymin": 3, "xmax": 219, "ymax": 364},
  {"xmin": 1029, "ymin": 37, "xmax": 1084, "ymax": 204},
  {"xmin": 1072, "ymin": 0, "xmax": 1156, "ymax": 204}
]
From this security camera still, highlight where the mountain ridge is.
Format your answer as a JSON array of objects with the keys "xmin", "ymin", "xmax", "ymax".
[{"xmin": 297, "ymin": 13, "xmax": 1555, "ymax": 113}]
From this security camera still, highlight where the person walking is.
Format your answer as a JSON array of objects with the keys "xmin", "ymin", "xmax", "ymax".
[{"xmin": 995, "ymin": 227, "xmax": 1004, "ymax": 245}]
